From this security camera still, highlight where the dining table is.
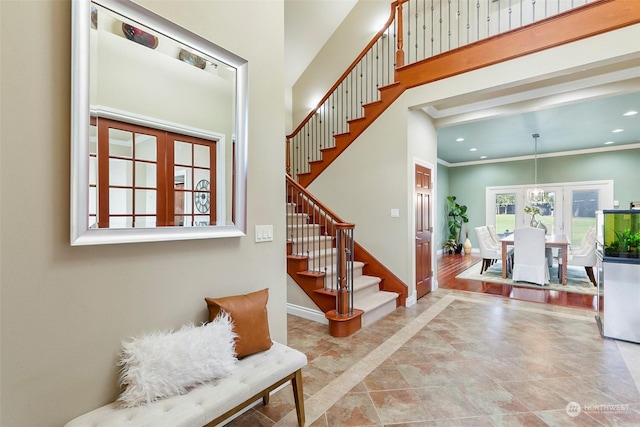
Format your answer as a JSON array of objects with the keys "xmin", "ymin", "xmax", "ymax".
[{"xmin": 500, "ymin": 233, "xmax": 571, "ymax": 285}]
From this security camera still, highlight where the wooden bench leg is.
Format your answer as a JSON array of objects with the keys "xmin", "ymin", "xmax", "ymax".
[
  {"xmin": 585, "ymin": 266, "xmax": 597, "ymax": 286},
  {"xmin": 291, "ymin": 369, "xmax": 305, "ymax": 427},
  {"xmin": 262, "ymin": 392, "xmax": 270, "ymax": 406}
]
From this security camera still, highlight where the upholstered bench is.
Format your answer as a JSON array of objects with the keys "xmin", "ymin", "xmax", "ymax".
[{"xmin": 64, "ymin": 341, "xmax": 307, "ymax": 427}]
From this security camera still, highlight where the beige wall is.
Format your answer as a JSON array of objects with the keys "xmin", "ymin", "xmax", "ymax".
[
  {"xmin": 0, "ymin": 1, "xmax": 286, "ymax": 426},
  {"xmin": 306, "ymin": 92, "xmax": 437, "ymax": 304},
  {"xmin": 290, "ymin": 0, "xmax": 389, "ymax": 130}
]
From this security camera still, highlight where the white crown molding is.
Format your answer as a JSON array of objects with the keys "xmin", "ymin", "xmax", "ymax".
[
  {"xmin": 425, "ymin": 66, "xmax": 640, "ymax": 126},
  {"xmin": 439, "ymin": 142, "xmax": 640, "ymax": 168}
]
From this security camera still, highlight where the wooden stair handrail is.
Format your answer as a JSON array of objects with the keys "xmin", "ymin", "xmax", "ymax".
[
  {"xmin": 287, "ymin": 173, "xmax": 408, "ymax": 309},
  {"xmin": 286, "ymin": 174, "xmax": 350, "ymax": 226},
  {"xmin": 286, "ymin": 0, "xmax": 407, "ymax": 141}
]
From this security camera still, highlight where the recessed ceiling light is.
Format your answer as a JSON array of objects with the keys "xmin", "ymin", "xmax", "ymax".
[
  {"xmin": 612, "ymin": 129, "xmax": 624, "ymax": 133},
  {"xmin": 456, "ymin": 137, "xmax": 464, "ymax": 142},
  {"xmin": 469, "ymin": 148, "xmax": 477, "ymax": 152},
  {"xmin": 604, "ymin": 141, "xmax": 615, "ymax": 145},
  {"xmin": 480, "ymin": 155, "xmax": 487, "ymax": 159},
  {"xmin": 623, "ymin": 110, "xmax": 638, "ymax": 116}
]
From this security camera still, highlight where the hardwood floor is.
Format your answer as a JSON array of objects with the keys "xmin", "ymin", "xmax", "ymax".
[{"xmin": 437, "ymin": 252, "xmax": 600, "ymax": 310}]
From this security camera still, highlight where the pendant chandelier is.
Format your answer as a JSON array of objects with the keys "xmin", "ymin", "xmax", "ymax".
[{"xmin": 527, "ymin": 133, "xmax": 545, "ymax": 204}]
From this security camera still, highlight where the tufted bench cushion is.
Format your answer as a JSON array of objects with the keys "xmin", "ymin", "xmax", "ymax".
[{"xmin": 64, "ymin": 342, "xmax": 307, "ymax": 427}]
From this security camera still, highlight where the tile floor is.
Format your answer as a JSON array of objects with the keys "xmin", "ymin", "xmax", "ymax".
[{"xmin": 225, "ymin": 289, "xmax": 640, "ymax": 426}]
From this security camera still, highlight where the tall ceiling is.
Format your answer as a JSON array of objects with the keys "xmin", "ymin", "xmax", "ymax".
[
  {"xmin": 433, "ymin": 65, "xmax": 640, "ymax": 165},
  {"xmin": 284, "ymin": 1, "xmax": 640, "ymax": 165},
  {"xmin": 284, "ymin": 0, "xmax": 357, "ymax": 88}
]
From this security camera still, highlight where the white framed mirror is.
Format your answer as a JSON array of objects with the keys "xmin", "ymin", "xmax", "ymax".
[{"xmin": 71, "ymin": 0, "xmax": 248, "ymax": 245}]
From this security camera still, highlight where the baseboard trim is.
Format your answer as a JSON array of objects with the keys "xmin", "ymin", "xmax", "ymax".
[
  {"xmin": 287, "ymin": 303, "xmax": 328, "ymax": 324},
  {"xmin": 405, "ymin": 294, "xmax": 417, "ymax": 307}
]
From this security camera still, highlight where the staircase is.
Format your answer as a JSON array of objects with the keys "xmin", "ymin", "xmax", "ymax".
[
  {"xmin": 286, "ymin": 193, "xmax": 399, "ymax": 335},
  {"xmin": 293, "ymin": 82, "xmax": 405, "ymax": 188},
  {"xmin": 284, "ymin": 0, "xmax": 632, "ymax": 335}
]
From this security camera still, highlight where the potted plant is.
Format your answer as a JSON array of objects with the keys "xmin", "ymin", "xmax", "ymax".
[
  {"xmin": 524, "ymin": 205, "xmax": 541, "ymax": 226},
  {"xmin": 447, "ymin": 196, "xmax": 469, "ymax": 253},
  {"xmin": 444, "ymin": 239, "xmax": 458, "ymax": 255},
  {"xmin": 524, "ymin": 204, "xmax": 548, "ymax": 233}
]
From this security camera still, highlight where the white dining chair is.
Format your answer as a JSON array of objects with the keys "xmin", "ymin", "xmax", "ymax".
[
  {"xmin": 475, "ymin": 226, "xmax": 501, "ymax": 274},
  {"xmin": 486, "ymin": 224, "xmax": 501, "ymax": 247},
  {"xmin": 558, "ymin": 227, "xmax": 597, "ymax": 285},
  {"xmin": 512, "ymin": 227, "xmax": 550, "ymax": 286},
  {"xmin": 570, "ymin": 227, "xmax": 596, "ymax": 256}
]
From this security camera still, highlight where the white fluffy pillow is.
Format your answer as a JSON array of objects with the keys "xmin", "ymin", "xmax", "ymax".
[{"xmin": 117, "ymin": 313, "xmax": 238, "ymax": 407}]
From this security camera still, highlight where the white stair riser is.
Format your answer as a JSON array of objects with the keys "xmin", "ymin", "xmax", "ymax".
[
  {"xmin": 304, "ymin": 251, "xmax": 340, "ymax": 270},
  {"xmin": 290, "ymin": 237, "xmax": 334, "ymax": 256},
  {"xmin": 353, "ymin": 282, "xmax": 381, "ymax": 301},
  {"xmin": 361, "ymin": 299, "xmax": 397, "ymax": 327},
  {"xmin": 287, "ymin": 213, "xmax": 310, "ymax": 225},
  {"xmin": 316, "ymin": 275, "xmax": 379, "ymax": 299},
  {"xmin": 287, "ymin": 225, "xmax": 322, "ymax": 240},
  {"xmin": 318, "ymin": 265, "xmax": 365, "ymax": 282},
  {"xmin": 305, "ymin": 263, "xmax": 366, "ymax": 291}
]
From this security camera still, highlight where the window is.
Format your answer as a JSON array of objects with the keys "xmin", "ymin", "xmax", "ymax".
[
  {"xmin": 486, "ymin": 181, "xmax": 613, "ymax": 242},
  {"xmin": 91, "ymin": 118, "xmax": 216, "ymax": 228},
  {"xmin": 570, "ymin": 189, "xmax": 599, "ymax": 244},
  {"xmin": 494, "ymin": 192, "xmax": 516, "ymax": 236}
]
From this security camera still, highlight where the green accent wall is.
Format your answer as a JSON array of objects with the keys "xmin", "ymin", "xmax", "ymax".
[
  {"xmin": 436, "ymin": 164, "xmax": 450, "ymax": 249},
  {"xmin": 437, "ymin": 148, "xmax": 640, "ymax": 249}
]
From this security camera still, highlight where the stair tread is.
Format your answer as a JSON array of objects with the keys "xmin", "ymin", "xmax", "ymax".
[{"xmin": 354, "ymin": 291, "xmax": 399, "ymax": 312}]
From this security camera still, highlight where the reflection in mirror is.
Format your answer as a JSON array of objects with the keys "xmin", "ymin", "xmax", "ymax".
[{"xmin": 71, "ymin": 0, "xmax": 248, "ymax": 245}]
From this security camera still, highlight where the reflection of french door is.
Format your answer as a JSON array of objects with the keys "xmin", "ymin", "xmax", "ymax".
[
  {"xmin": 92, "ymin": 118, "xmax": 216, "ymax": 228},
  {"xmin": 486, "ymin": 181, "xmax": 613, "ymax": 243}
]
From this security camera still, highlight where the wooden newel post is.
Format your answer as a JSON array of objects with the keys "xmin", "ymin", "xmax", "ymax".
[
  {"xmin": 335, "ymin": 223, "xmax": 354, "ymax": 316},
  {"xmin": 395, "ymin": 1, "xmax": 405, "ymax": 68},
  {"xmin": 285, "ymin": 137, "xmax": 291, "ymax": 176},
  {"xmin": 336, "ymin": 287, "xmax": 349, "ymax": 317}
]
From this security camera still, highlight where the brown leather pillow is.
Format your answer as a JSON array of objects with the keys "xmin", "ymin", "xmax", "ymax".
[{"xmin": 204, "ymin": 288, "xmax": 272, "ymax": 358}]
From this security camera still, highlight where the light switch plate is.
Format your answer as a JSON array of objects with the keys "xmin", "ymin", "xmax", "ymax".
[
  {"xmin": 255, "ymin": 225, "xmax": 273, "ymax": 242},
  {"xmin": 390, "ymin": 209, "xmax": 400, "ymax": 218}
]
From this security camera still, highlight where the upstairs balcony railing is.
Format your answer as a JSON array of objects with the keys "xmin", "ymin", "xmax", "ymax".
[{"xmin": 286, "ymin": 0, "xmax": 597, "ymax": 182}]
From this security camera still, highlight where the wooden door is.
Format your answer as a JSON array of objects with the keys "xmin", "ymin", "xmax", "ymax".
[{"xmin": 415, "ymin": 164, "xmax": 432, "ymax": 299}]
